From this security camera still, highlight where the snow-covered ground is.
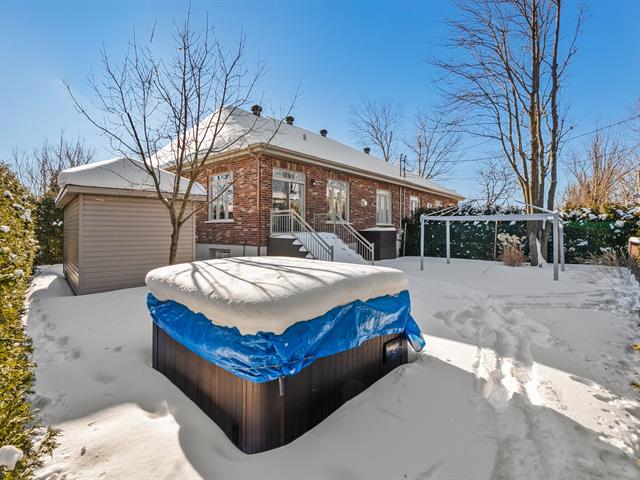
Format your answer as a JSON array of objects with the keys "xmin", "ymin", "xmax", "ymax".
[{"xmin": 27, "ymin": 258, "xmax": 639, "ymax": 479}]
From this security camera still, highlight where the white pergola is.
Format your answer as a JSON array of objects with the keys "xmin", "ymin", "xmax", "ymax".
[{"xmin": 419, "ymin": 211, "xmax": 565, "ymax": 280}]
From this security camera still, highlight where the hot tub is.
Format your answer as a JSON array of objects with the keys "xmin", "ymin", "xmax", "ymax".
[{"xmin": 146, "ymin": 256, "xmax": 424, "ymax": 453}]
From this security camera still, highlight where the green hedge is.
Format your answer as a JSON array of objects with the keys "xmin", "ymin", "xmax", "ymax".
[
  {"xmin": 0, "ymin": 163, "xmax": 57, "ymax": 478},
  {"xmin": 401, "ymin": 205, "xmax": 639, "ymax": 263},
  {"xmin": 34, "ymin": 196, "xmax": 63, "ymax": 266}
]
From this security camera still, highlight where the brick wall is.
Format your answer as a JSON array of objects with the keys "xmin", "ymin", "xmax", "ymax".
[
  {"xmin": 195, "ymin": 157, "xmax": 259, "ymax": 247},
  {"xmin": 195, "ymin": 154, "xmax": 457, "ymax": 247}
]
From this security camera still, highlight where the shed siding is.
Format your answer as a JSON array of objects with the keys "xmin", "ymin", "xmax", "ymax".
[
  {"xmin": 63, "ymin": 195, "xmax": 80, "ymax": 293},
  {"xmin": 78, "ymin": 195, "xmax": 195, "ymax": 294}
]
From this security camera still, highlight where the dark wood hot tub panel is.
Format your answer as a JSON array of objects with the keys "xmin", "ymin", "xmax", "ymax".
[{"xmin": 153, "ymin": 324, "xmax": 408, "ymax": 453}]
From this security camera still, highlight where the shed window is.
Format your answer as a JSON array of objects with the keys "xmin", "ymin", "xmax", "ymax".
[
  {"xmin": 327, "ymin": 179, "xmax": 349, "ymax": 221},
  {"xmin": 376, "ymin": 189, "xmax": 392, "ymax": 225},
  {"xmin": 409, "ymin": 196, "xmax": 420, "ymax": 216},
  {"xmin": 209, "ymin": 174, "xmax": 233, "ymax": 221}
]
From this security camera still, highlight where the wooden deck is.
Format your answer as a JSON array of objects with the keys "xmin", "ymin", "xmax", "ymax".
[{"xmin": 152, "ymin": 323, "xmax": 408, "ymax": 453}]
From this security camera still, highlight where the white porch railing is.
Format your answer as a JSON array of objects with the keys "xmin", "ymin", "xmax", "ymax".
[
  {"xmin": 312, "ymin": 213, "xmax": 375, "ymax": 265},
  {"xmin": 270, "ymin": 209, "xmax": 334, "ymax": 262}
]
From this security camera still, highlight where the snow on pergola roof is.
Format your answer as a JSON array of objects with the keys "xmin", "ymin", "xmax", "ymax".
[
  {"xmin": 153, "ymin": 108, "xmax": 464, "ymax": 200},
  {"xmin": 57, "ymin": 157, "xmax": 206, "ymax": 196}
]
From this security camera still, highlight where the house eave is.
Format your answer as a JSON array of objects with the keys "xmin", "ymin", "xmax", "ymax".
[{"xmin": 194, "ymin": 144, "xmax": 464, "ymax": 201}]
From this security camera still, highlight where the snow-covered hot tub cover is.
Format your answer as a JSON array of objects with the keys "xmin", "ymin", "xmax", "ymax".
[{"xmin": 146, "ymin": 257, "xmax": 425, "ymax": 382}]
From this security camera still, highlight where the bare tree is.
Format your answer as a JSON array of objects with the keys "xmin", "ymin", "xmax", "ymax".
[
  {"xmin": 563, "ymin": 132, "xmax": 639, "ymax": 208},
  {"xmin": 403, "ymin": 112, "xmax": 460, "ymax": 181},
  {"xmin": 66, "ymin": 17, "xmax": 293, "ymax": 264},
  {"xmin": 350, "ymin": 98, "xmax": 402, "ymax": 162},
  {"xmin": 435, "ymin": 0, "xmax": 581, "ymax": 264},
  {"xmin": 11, "ymin": 132, "xmax": 94, "ymax": 197},
  {"xmin": 477, "ymin": 161, "xmax": 518, "ymax": 208},
  {"xmin": 632, "ymin": 98, "xmax": 640, "ymax": 141}
]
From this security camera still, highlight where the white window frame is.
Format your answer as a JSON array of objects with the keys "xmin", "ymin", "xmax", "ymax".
[
  {"xmin": 272, "ymin": 167, "xmax": 305, "ymax": 216},
  {"xmin": 326, "ymin": 179, "xmax": 349, "ymax": 222},
  {"xmin": 273, "ymin": 167, "xmax": 305, "ymax": 183},
  {"xmin": 409, "ymin": 196, "xmax": 420, "ymax": 216},
  {"xmin": 376, "ymin": 189, "xmax": 392, "ymax": 225},
  {"xmin": 208, "ymin": 173, "xmax": 234, "ymax": 222}
]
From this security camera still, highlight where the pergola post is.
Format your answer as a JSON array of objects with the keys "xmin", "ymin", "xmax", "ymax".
[
  {"xmin": 553, "ymin": 213, "xmax": 559, "ymax": 281},
  {"xmin": 445, "ymin": 220, "xmax": 451, "ymax": 264},
  {"xmin": 420, "ymin": 217, "xmax": 425, "ymax": 271},
  {"xmin": 559, "ymin": 222, "xmax": 565, "ymax": 272}
]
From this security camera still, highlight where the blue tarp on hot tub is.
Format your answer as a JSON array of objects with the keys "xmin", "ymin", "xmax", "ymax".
[{"xmin": 147, "ymin": 290, "xmax": 425, "ymax": 383}]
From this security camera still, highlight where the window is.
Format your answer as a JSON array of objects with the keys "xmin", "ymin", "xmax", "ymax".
[
  {"xmin": 435, "ymin": 200, "xmax": 443, "ymax": 208},
  {"xmin": 272, "ymin": 168, "xmax": 305, "ymax": 215},
  {"xmin": 209, "ymin": 248, "xmax": 230, "ymax": 259},
  {"xmin": 376, "ymin": 189, "xmax": 392, "ymax": 224},
  {"xmin": 208, "ymin": 174, "xmax": 233, "ymax": 221},
  {"xmin": 409, "ymin": 196, "xmax": 420, "ymax": 216},
  {"xmin": 327, "ymin": 179, "xmax": 349, "ymax": 221}
]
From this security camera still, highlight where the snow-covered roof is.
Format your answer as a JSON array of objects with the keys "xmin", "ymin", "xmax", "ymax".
[
  {"xmin": 145, "ymin": 256, "xmax": 409, "ymax": 335},
  {"xmin": 153, "ymin": 108, "xmax": 463, "ymax": 199},
  {"xmin": 57, "ymin": 157, "xmax": 206, "ymax": 196}
]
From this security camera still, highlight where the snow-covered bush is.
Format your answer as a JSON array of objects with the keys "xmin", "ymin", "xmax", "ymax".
[
  {"xmin": 0, "ymin": 163, "xmax": 57, "ymax": 478},
  {"xmin": 497, "ymin": 233, "xmax": 524, "ymax": 267},
  {"xmin": 585, "ymin": 247, "xmax": 632, "ymax": 268},
  {"xmin": 560, "ymin": 205, "xmax": 639, "ymax": 262}
]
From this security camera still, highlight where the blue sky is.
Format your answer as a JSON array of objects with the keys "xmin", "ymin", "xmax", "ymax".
[{"xmin": 1, "ymin": 0, "xmax": 639, "ymax": 199}]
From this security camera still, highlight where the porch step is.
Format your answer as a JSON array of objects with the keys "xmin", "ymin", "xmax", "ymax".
[
  {"xmin": 315, "ymin": 232, "xmax": 367, "ymax": 265},
  {"xmin": 267, "ymin": 236, "xmax": 310, "ymax": 259}
]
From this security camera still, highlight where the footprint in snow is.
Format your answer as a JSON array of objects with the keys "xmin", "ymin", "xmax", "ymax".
[
  {"xmin": 66, "ymin": 347, "xmax": 81, "ymax": 360},
  {"xmin": 569, "ymin": 375, "xmax": 595, "ymax": 387},
  {"xmin": 593, "ymin": 393, "xmax": 614, "ymax": 402},
  {"xmin": 414, "ymin": 461, "xmax": 445, "ymax": 479},
  {"xmin": 32, "ymin": 394, "xmax": 51, "ymax": 410},
  {"xmin": 95, "ymin": 373, "xmax": 115, "ymax": 384}
]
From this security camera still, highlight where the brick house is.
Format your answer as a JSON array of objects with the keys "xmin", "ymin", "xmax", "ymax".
[{"xmin": 158, "ymin": 107, "xmax": 464, "ymax": 262}]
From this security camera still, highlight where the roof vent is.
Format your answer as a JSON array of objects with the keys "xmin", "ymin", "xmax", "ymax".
[
  {"xmin": 251, "ymin": 104, "xmax": 262, "ymax": 116},
  {"xmin": 285, "ymin": 115, "xmax": 295, "ymax": 125},
  {"xmin": 364, "ymin": 147, "xmax": 371, "ymax": 154},
  {"xmin": 319, "ymin": 129, "xmax": 328, "ymax": 137}
]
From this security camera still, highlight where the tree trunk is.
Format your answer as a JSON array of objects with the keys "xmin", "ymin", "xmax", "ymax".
[
  {"xmin": 527, "ymin": 222, "xmax": 540, "ymax": 266},
  {"xmin": 169, "ymin": 227, "xmax": 180, "ymax": 265},
  {"xmin": 541, "ymin": 221, "xmax": 553, "ymax": 262}
]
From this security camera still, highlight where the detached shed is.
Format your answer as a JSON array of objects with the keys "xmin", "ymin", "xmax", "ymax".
[{"xmin": 55, "ymin": 158, "xmax": 205, "ymax": 295}]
